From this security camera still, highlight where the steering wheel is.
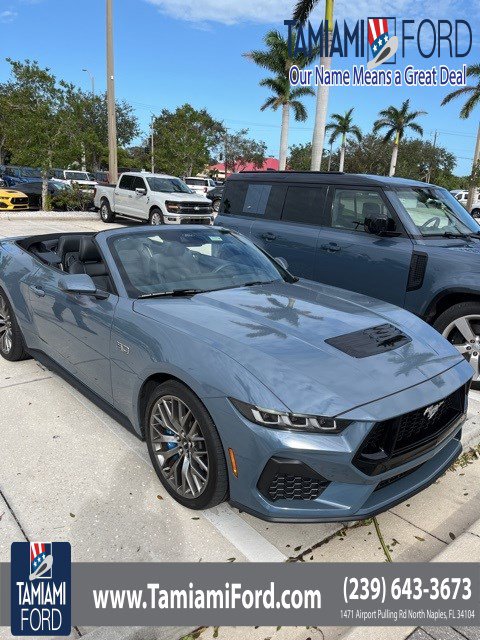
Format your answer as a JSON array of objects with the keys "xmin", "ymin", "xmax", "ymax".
[{"xmin": 420, "ymin": 216, "xmax": 441, "ymax": 230}]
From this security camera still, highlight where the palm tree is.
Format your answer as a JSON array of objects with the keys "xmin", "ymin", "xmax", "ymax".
[
  {"xmin": 325, "ymin": 108, "xmax": 361, "ymax": 171},
  {"xmin": 245, "ymin": 30, "xmax": 315, "ymax": 170},
  {"xmin": 442, "ymin": 63, "xmax": 480, "ymax": 211},
  {"xmin": 294, "ymin": 0, "xmax": 335, "ymax": 171},
  {"xmin": 373, "ymin": 99, "xmax": 426, "ymax": 176}
]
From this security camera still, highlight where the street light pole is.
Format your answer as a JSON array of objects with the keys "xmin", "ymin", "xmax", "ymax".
[
  {"xmin": 151, "ymin": 114, "xmax": 155, "ymax": 174},
  {"xmin": 106, "ymin": 0, "xmax": 118, "ymax": 183},
  {"xmin": 82, "ymin": 68, "xmax": 95, "ymax": 96}
]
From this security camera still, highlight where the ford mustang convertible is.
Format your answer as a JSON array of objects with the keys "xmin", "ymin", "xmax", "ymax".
[{"xmin": 0, "ymin": 226, "xmax": 473, "ymax": 522}]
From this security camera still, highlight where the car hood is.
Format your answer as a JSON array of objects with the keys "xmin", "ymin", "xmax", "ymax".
[
  {"xmin": 163, "ymin": 192, "xmax": 210, "ymax": 203},
  {"xmin": 0, "ymin": 188, "xmax": 27, "ymax": 198},
  {"xmin": 133, "ymin": 280, "xmax": 465, "ymax": 415}
]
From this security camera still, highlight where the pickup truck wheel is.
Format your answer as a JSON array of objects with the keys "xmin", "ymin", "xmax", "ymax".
[
  {"xmin": 100, "ymin": 199, "xmax": 115, "ymax": 223},
  {"xmin": 145, "ymin": 380, "xmax": 229, "ymax": 509},
  {"xmin": 212, "ymin": 198, "xmax": 221, "ymax": 213},
  {"xmin": 149, "ymin": 208, "xmax": 164, "ymax": 225},
  {"xmin": 434, "ymin": 302, "xmax": 480, "ymax": 382}
]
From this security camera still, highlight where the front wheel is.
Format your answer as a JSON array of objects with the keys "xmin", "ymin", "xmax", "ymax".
[
  {"xmin": 145, "ymin": 381, "xmax": 229, "ymax": 509},
  {"xmin": 100, "ymin": 199, "xmax": 115, "ymax": 223},
  {"xmin": 149, "ymin": 208, "xmax": 164, "ymax": 225},
  {"xmin": 0, "ymin": 288, "xmax": 29, "ymax": 362},
  {"xmin": 434, "ymin": 301, "xmax": 480, "ymax": 382},
  {"xmin": 471, "ymin": 208, "xmax": 480, "ymax": 221},
  {"xmin": 212, "ymin": 198, "xmax": 221, "ymax": 213}
]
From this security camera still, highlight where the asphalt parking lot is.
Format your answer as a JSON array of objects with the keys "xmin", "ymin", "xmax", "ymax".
[{"xmin": 1, "ymin": 216, "xmax": 480, "ymax": 640}]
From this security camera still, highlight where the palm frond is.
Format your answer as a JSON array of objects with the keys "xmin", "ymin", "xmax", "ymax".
[
  {"xmin": 290, "ymin": 85, "xmax": 315, "ymax": 99},
  {"xmin": 441, "ymin": 85, "xmax": 474, "ymax": 106},
  {"xmin": 260, "ymin": 96, "xmax": 280, "ymax": 112},
  {"xmin": 291, "ymin": 100, "xmax": 308, "ymax": 122},
  {"xmin": 460, "ymin": 90, "xmax": 480, "ymax": 118},
  {"xmin": 407, "ymin": 122, "xmax": 424, "ymax": 136},
  {"xmin": 293, "ymin": 0, "xmax": 319, "ymax": 24}
]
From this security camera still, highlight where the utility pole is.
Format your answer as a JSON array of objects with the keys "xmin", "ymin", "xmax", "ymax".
[
  {"xmin": 106, "ymin": 0, "xmax": 118, "ymax": 183},
  {"xmin": 467, "ymin": 123, "xmax": 480, "ymax": 212},
  {"xmin": 150, "ymin": 114, "xmax": 155, "ymax": 174},
  {"xmin": 426, "ymin": 130, "xmax": 437, "ymax": 183}
]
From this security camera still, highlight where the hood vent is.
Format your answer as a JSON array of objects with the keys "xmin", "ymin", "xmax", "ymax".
[{"xmin": 325, "ymin": 323, "xmax": 411, "ymax": 358}]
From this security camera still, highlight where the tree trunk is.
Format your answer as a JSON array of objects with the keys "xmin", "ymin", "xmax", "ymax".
[
  {"xmin": 339, "ymin": 134, "xmax": 346, "ymax": 172},
  {"xmin": 389, "ymin": 134, "xmax": 400, "ymax": 176},
  {"xmin": 467, "ymin": 123, "xmax": 480, "ymax": 212},
  {"xmin": 279, "ymin": 103, "xmax": 290, "ymax": 171},
  {"xmin": 41, "ymin": 170, "xmax": 49, "ymax": 211},
  {"xmin": 310, "ymin": 30, "xmax": 333, "ymax": 171},
  {"xmin": 81, "ymin": 142, "xmax": 87, "ymax": 171}
]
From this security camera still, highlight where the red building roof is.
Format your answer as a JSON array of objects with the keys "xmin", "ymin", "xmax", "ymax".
[{"xmin": 209, "ymin": 157, "xmax": 279, "ymax": 175}]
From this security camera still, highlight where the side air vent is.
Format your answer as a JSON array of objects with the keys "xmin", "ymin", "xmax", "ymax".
[
  {"xmin": 407, "ymin": 252, "xmax": 428, "ymax": 291},
  {"xmin": 325, "ymin": 323, "xmax": 411, "ymax": 358}
]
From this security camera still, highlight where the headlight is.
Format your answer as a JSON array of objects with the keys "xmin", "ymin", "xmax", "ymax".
[
  {"xmin": 165, "ymin": 201, "xmax": 180, "ymax": 213},
  {"xmin": 229, "ymin": 398, "xmax": 352, "ymax": 434}
]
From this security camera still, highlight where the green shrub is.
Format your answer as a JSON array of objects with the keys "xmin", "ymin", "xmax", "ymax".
[{"xmin": 51, "ymin": 185, "xmax": 93, "ymax": 211}]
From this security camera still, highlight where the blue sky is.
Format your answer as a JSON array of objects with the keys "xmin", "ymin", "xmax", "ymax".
[{"xmin": 0, "ymin": 0, "xmax": 479, "ymax": 174}]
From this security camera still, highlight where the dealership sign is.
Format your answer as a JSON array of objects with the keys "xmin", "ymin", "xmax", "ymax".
[{"xmin": 285, "ymin": 17, "xmax": 472, "ymax": 87}]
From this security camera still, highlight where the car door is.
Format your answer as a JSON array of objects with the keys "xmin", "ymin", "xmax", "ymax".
[
  {"xmin": 113, "ymin": 175, "xmax": 134, "ymax": 215},
  {"xmin": 314, "ymin": 186, "xmax": 414, "ymax": 306},
  {"xmin": 130, "ymin": 176, "xmax": 148, "ymax": 219},
  {"xmin": 215, "ymin": 179, "xmax": 256, "ymax": 237},
  {"xmin": 27, "ymin": 265, "xmax": 118, "ymax": 402},
  {"xmin": 250, "ymin": 184, "xmax": 325, "ymax": 280}
]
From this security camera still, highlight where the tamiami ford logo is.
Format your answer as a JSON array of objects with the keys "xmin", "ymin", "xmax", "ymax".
[
  {"xmin": 10, "ymin": 542, "xmax": 71, "ymax": 636},
  {"xmin": 286, "ymin": 17, "xmax": 471, "ymax": 87}
]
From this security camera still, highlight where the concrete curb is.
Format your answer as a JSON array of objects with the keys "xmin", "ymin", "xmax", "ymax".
[
  {"xmin": 0, "ymin": 211, "xmax": 98, "ymax": 221},
  {"xmin": 339, "ymin": 515, "xmax": 480, "ymax": 640}
]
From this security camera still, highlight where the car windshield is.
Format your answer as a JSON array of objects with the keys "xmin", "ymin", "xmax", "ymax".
[
  {"xmin": 146, "ymin": 177, "xmax": 192, "ymax": 194},
  {"xmin": 109, "ymin": 228, "xmax": 286, "ymax": 297},
  {"xmin": 395, "ymin": 186, "xmax": 480, "ymax": 237},
  {"xmin": 65, "ymin": 171, "xmax": 90, "ymax": 181}
]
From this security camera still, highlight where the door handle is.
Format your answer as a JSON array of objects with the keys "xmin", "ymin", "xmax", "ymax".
[
  {"xmin": 320, "ymin": 243, "xmax": 341, "ymax": 253},
  {"xmin": 30, "ymin": 285, "xmax": 45, "ymax": 297},
  {"xmin": 261, "ymin": 232, "xmax": 277, "ymax": 241}
]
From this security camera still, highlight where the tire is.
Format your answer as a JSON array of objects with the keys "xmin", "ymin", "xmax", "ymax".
[
  {"xmin": 149, "ymin": 208, "xmax": 164, "ymax": 225},
  {"xmin": 0, "ymin": 287, "xmax": 29, "ymax": 362},
  {"xmin": 99, "ymin": 198, "xmax": 115, "ymax": 223},
  {"xmin": 434, "ymin": 301, "xmax": 480, "ymax": 382},
  {"xmin": 212, "ymin": 198, "xmax": 221, "ymax": 213},
  {"xmin": 471, "ymin": 208, "xmax": 480, "ymax": 221},
  {"xmin": 145, "ymin": 380, "xmax": 229, "ymax": 510}
]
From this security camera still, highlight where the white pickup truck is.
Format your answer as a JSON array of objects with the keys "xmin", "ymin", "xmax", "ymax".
[{"xmin": 94, "ymin": 172, "xmax": 214, "ymax": 225}]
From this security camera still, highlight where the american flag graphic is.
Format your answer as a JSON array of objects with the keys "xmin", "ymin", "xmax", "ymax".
[
  {"xmin": 30, "ymin": 542, "xmax": 51, "ymax": 578},
  {"xmin": 368, "ymin": 18, "xmax": 391, "ymax": 58}
]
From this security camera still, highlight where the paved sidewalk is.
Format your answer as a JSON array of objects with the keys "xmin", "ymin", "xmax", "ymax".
[{"xmin": 408, "ymin": 628, "xmax": 480, "ymax": 639}]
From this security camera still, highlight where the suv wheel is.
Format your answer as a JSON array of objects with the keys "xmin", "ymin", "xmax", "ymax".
[
  {"xmin": 212, "ymin": 198, "xmax": 221, "ymax": 213},
  {"xmin": 434, "ymin": 301, "xmax": 480, "ymax": 382},
  {"xmin": 100, "ymin": 199, "xmax": 115, "ymax": 223},
  {"xmin": 0, "ymin": 288, "xmax": 29, "ymax": 362},
  {"xmin": 471, "ymin": 208, "xmax": 480, "ymax": 220},
  {"xmin": 145, "ymin": 380, "xmax": 229, "ymax": 509},
  {"xmin": 149, "ymin": 208, "xmax": 164, "ymax": 225}
]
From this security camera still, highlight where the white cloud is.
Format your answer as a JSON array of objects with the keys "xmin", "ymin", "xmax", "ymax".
[
  {"xmin": 0, "ymin": 10, "xmax": 17, "ymax": 22},
  {"xmin": 145, "ymin": 0, "xmax": 472, "ymax": 25}
]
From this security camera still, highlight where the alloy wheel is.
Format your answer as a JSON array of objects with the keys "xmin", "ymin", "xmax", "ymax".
[
  {"xmin": 149, "ymin": 395, "xmax": 209, "ymax": 498},
  {"xmin": 442, "ymin": 314, "xmax": 480, "ymax": 381},
  {"xmin": 151, "ymin": 212, "xmax": 162, "ymax": 225},
  {"xmin": 100, "ymin": 204, "xmax": 109, "ymax": 221},
  {"xmin": 0, "ymin": 294, "xmax": 13, "ymax": 354}
]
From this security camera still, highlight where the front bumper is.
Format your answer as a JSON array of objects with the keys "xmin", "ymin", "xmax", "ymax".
[
  {"xmin": 205, "ymin": 362, "xmax": 471, "ymax": 522},
  {"xmin": 163, "ymin": 214, "xmax": 214, "ymax": 225}
]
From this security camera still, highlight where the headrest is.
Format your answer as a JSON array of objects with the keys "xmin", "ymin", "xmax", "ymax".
[
  {"xmin": 57, "ymin": 235, "xmax": 85, "ymax": 255},
  {"xmin": 161, "ymin": 242, "xmax": 188, "ymax": 257},
  {"xmin": 79, "ymin": 237, "xmax": 102, "ymax": 262},
  {"xmin": 362, "ymin": 202, "xmax": 381, "ymax": 217}
]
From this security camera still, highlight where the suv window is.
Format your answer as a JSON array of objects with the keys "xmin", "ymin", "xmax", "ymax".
[
  {"xmin": 282, "ymin": 186, "xmax": 327, "ymax": 225},
  {"xmin": 119, "ymin": 175, "xmax": 135, "ymax": 190},
  {"xmin": 186, "ymin": 178, "xmax": 205, "ymax": 186},
  {"xmin": 221, "ymin": 182, "xmax": 286, "ymax": 219},
  {"xmin": 331, "ymin": 188, "xmax": 393, "ymax": 232}
]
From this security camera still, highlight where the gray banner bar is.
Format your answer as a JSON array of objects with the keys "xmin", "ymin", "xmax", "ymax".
[{"xmin": 2, "ymin": 562, "xmax": 479, "ymax": 627}]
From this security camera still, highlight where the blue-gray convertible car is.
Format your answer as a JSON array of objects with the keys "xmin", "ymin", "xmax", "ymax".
[{"xmin": 0, "ymin": 225, "xmax": 473, "ymax": 522}]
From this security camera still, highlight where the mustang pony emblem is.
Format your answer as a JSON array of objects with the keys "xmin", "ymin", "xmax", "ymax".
[{"xmin": 424, "ymin": 401, "xmax": 444, "ymax": 420}]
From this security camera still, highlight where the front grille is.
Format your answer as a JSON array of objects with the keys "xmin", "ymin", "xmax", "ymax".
[
  {"xmin": 11, "ymin": 197, "xmax": 28, "ymax": 204},
  {"xmin": 354, "ymin": 385, "xmax": 466, "ymax": 476},
  {"xmin": 178, "ymin": 202, "xmax": 212, "ymax": 214},
  {"xmin": 180, "ymin": 217, "xmax": 212, "ymax": 225},
  {"xmin": 257, "ymin": 457, "xmax": 330, "ymax": 503},
  {"xmin": 268, "ymin": 474, "xmax": 325, "ymax": 501},
  {"xmin": 374, "ymin": 464, "xmax": 422, "ymax": 491}
]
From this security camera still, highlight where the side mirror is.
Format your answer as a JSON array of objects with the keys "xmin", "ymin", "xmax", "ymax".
[
  {"xmin": 58, "ymin": 274, "xmax": 107, "ymax": 299},
  {"xmin": 275, "ymin": 256, "xmax": 289, "ymax": 270},
  {"xmin": 365, "ymin": 211, "xmax": 389, "ymax": 236},
  {"xmin": 135, "ymin": 187, "xmax": 147, "ymax": 196}
]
